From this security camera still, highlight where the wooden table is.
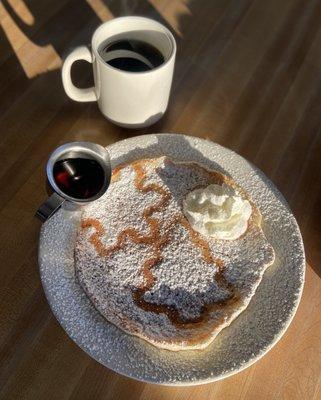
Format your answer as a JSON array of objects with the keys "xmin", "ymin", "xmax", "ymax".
[{"xmin": 1, "ymin": 0, "xmax": 321, "ymax": 399}]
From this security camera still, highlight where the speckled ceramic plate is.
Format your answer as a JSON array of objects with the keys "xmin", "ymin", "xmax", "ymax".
[{"xmin": 39, "ymin": 134, "xmax": 305, "ymax": 385}]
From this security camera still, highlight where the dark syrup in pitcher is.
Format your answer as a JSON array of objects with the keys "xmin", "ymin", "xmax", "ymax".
[{"xmin": 53, "ymin": 158, "xmax": 105, "ymax": 200}]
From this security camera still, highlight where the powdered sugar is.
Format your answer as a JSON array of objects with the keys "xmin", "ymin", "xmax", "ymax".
[{"xmin": 75, "ymin": 156, "xmax": 274, "ymax": 349}]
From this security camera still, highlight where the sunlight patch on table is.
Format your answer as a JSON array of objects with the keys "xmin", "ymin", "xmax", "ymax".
[
  {"xmin": 148, "ymin": 0, "xmax": 191, "ymax": 37},
  {"xmin": 0, "ymin": 0, "xmax": 62, "ymax": 78},
  {"xmin": 86, "ymin": 0, "xmax": 113, "ymax": 22}
]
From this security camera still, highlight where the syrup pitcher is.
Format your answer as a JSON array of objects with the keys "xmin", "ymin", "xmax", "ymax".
[{"xmin": 36, "ymin": 142, "xmax": 111, "ymax": 222}]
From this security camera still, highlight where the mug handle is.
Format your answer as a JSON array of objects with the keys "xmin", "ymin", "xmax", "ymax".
[
  {"xmin": 35, "ymin": 193, "xmax": 65, "ymax": 222},
  {"xmin": 62, "ymin": 46, "xmax": 96, "ymax": 102}
]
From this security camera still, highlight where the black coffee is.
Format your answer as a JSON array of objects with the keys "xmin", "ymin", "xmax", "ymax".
[
  {"xmin": 53, "ymin": 158, "xmax": 105, "ymax": 199},
  {"xmin": 99, "ymin": 37, "xmax": 165, "ymax": 72}
]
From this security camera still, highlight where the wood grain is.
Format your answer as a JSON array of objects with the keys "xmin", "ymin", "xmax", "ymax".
[{"xmin": 1, "ymin": 0, "xmax": 320, "ymax": 399}]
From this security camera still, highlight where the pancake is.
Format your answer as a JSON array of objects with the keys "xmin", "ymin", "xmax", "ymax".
[{"xmin": 75, "ymin": 156, "xmax": 275, "ymax": 351}]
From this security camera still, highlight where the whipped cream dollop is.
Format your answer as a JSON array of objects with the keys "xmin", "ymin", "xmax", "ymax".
[{"xmin": 183, "ymin": 183, "xmax": 252, "ymax": 240}]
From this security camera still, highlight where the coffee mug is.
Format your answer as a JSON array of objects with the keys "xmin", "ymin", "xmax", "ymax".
[
  {"xmin": 62, "ymin": 16, "xmax": 176, "ymax": 128},
  {"xmin": 36, "ymin": 142, "xmax": 111, "ymax": 222}
]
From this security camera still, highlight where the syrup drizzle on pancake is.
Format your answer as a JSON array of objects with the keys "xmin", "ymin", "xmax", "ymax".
[{"xmin": 82, "ymin": 160, "xmax": 239, "ymax": 327}]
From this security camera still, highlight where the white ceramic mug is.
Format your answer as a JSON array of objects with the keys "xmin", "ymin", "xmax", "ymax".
[{"xmin": 62, "ymin": 16, "xmax": 176, "ymax": 128}]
